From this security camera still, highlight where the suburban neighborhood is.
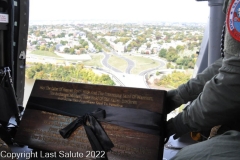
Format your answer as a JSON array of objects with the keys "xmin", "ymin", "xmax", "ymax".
[{"xmin": 25, "ymin": 22, "xmax": 204, "ymax": 92}]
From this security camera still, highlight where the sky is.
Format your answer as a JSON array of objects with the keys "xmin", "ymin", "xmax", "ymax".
[{"xmin": 29, "ymin": 0, "xmax": 210, "ymax": 23}]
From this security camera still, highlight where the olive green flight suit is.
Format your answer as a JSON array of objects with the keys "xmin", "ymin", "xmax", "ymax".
[{"xmin": 170, "ymin": 0, "xmax": 240, "ymax": 159}]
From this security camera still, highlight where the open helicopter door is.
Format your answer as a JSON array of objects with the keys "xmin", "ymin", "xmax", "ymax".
[
  {"xmin": 193, "ymin": 0, "xmax": 225, "ymax": 77},
  {"xmin": 0, "ymin": 0, "xmax": 29, "ymax": 143},
  {"xmin": 164, "ymin": 0, "xmax": 226, "ymax": 159}
]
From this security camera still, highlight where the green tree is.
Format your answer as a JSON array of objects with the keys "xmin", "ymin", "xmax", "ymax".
[
  {"xmin": 31, "ymin": 41, "xmax": 38, "ymax": 45},
  {"xmin": 34, "ymin": 71, "xmax": 45, "ymax": 79},
  {"xmin": 60, "ymin": 40, "xmax": 68, "ymax": 45},
  {"xmin": 159, "ymin": 48, "xmax": 167, "ymax": 58},
  {"xmin": 40, "ymin": 45, "xmax": 46, "ymax": 51},
  {"xmin": 26, "ymin": 69, "xmax": 35, "ymax": 79},
  {"xmin": 49, "ymin": 47, "xmax": 55, "ymax": 52},
  {"xmin": 176, "ymin": 58, "xmax": 184, "ymax": 66},
  {"xmin": 35, "ymin": 45, "xmax": 40, "ymax": 50},
  {"xmin": 176, "ymin": 45, "xmax": 185, "ymax": 53},
  {"xmin": 64, "ymin": 48, "xmax": 70, "ymax": 53},
  {"xmin": 35, "ymin": 31, "xmax": 40, "ymax": 37},
  {"xmin": 147, "ymin": 43, "xmax": 151, "ymax": 48},
  {"xmin": 155, "ymin": 31, "xmax": 162, "ymax": 40},
  {"xmin": 58, "ymin": 33, "xmax": 65, "ymax": 38},
  {"xmin": 69, "ymin": 48, "xmax": 75, "ymax": 54},
  {"xmin": 155, "ymin": 71, "xmax": 191, "ymax": 89}
]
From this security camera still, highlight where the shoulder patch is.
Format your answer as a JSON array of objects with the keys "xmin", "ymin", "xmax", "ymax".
[{"xmin": 227, "ymin": 0, "xmax": 240, "ymax": 42}]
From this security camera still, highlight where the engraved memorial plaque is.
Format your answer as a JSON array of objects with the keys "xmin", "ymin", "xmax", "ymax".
[{"xmin": 15, "ymin": 80, "xmax": 166, "ymax": 160}]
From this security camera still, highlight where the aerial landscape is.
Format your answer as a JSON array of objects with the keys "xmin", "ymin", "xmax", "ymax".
[
  {"xmin": 26, "ymin": 23, "xmax": 203, "ymax": 89},
  {"xmin": 24, "ymin": 0, "xmax": 209, "ymax": 110}
]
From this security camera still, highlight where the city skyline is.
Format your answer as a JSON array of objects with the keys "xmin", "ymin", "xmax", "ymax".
[{"xmin": 30, "ymin": 0, "xmax": 210, "ymax": 23}]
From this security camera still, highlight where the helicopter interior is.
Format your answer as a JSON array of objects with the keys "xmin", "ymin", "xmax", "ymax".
[{"xmin": 0, "ymin": 0, "xmax": 226, "ymax": 160}]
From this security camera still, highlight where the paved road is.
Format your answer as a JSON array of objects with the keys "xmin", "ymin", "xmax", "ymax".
[
  {"xmin": 111, "ymin": 71, "xmax": 149, "ymax": 88},
  {"xmin": 100, "ymin": 53, "xmax": 149, "ymax": 88},
  {"xmin": 101, "ymin": 52, "xmax": 168, "ymax": 87},
  {"xmin": 112, "ymin": 52, "xmax": 135, "ymax": 74},
  {"xmin": 102, "ymin": 52, "xmax": 122, "ymax": 73},
  {"xmin": 139, "ymin": 60, "xmax": 165, "ymax": 76},
  {"xmin": 138, "ymin": 55, "xmax": 166, "ymax": 76},
  {"xmin": 28, "ymin": 51, "xmax": 167, "ymax": 88},
  {"xmin": 104, "ymin": 52, "xmax": 167, "ymax": 76}
]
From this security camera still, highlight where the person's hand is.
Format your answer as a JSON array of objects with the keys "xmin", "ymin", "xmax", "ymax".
[
  {"xmin": 166, "ymin": 89, "xmax": 184, "ymax": 114},
  {"xmin": 165, "ymin": 113, "xmax": 191, "ymax": 140}
]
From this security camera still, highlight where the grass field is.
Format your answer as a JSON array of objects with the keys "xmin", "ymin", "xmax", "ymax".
[
  {"xmin": 82, "ymin": 54, "xmax": 104, "ymax": 68},
  {"xmin": 29, "ymin": 51, "xmax": 161, "ymax": 74},
  {"xmin": 31, "ymin": 50, "xmax": 62, "ymax": 58},
  {"xmin": 124, "ymin": 55, "xmax": 160, "ymax": 74},
  {"xmin": 108, "ymin": 55, "xmax": 128, "ymax": 73}
]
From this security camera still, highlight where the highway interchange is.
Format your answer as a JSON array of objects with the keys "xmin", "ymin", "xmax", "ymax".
[
  {"xmin": 101, "ymin": 52, "xmax": 166, "ymax": 88},
  {"xmin": 27, "ymin": 51, "xmax": 167, "ymax": 89}
]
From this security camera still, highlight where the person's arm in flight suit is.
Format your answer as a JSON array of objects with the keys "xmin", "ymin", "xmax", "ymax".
[
  {"xmin": 166, "ymin": 58, "xmax": 222, "ymax": 114},
  {"xmin": 167, "ymin": 0, "xmax": 240, "ymax": 139}
]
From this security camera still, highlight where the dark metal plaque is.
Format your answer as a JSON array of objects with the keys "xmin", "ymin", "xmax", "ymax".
[{"xmin": 15, "ymin": 80, "xmax": 166, "ymax": 160}]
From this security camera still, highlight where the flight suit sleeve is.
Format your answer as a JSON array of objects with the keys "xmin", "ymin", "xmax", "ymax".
[
  {"xmin": 181, "ymin": 57, "xmax": 240, "ymax": 131},
  {"xmin": 177, "ymin": 58, "xmax": 222, "ymax": 104},
  {"xmin": 166, "ymin": 59, "xmax": 222, "ymax": 114},
  {"xmin": 181, "ymin": 0, "xmax": 240, "ymax": 131}
]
